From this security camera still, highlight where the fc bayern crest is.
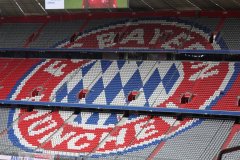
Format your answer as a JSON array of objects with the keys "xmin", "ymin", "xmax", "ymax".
[{"xmin": 6, "ymin": 19, "xmax": 235, "ymax": 157}]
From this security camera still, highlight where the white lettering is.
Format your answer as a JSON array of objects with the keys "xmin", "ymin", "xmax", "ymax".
[
  {"xmin": 28, "ymin": 115, "xmax": 57, "ymax": 136},
  {"xmin": 97, "ymin": 32, "xmax": 116, "ymax": 49},
  {"xmin": 50, "ymin": 128, "xmax": 76, "ymax": 148},
  {"xmin": 38, "ymin": 130, "xmax": 56, "ymax": 144},
  {"xmin": 162, "ymin": 32, "xmax": 193, "ymax": 49},
  {"xmin": 149, "ymin": 29, "xmax": 162, "ymax": 44},
  {"xmin": 44, "ymin": 61, "xmax": 67, "ymax": 77},
  {"xmin": 24, "ymin": 110, "xmax": 48, "ymax": 121},
  {"xmin": 189, "ymin": 62, "xmax": 219, "ymax": 81},
  {"xmin": 120, "ymin": 29, "xmax": 144, "ymax": 45},
  {"xmin": 98, "ymin": 128, "xmax": 127, "ymax": 149},
  {"xmin": 67, "ymin": 133, "xmax": 96, "ymax": 150},
  {"xmin": 135, "ymin": 119, "xmax": 158, "ymax": 140}
]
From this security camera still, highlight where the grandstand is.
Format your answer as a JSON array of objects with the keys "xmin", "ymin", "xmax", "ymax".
[{"xmin": 0, "ymin": 0, "xmax": 240, "ymax": 160}]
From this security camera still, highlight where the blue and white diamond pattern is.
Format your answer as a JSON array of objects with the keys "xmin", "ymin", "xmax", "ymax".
[
  {"xmin": 63, "ymin": 112, "xmax": 123, "ymax": 128},
  {"xmin": 53, "ymin": 60, "xmax": 183, "ymax": 107},
  {"xmin": 129, "ymin": 61, "xmax": 182, "ymax": 107},
  {"xmin": 53, "ymin": 60, "xmax": 101, "ymax": 103},
  {"xmin": 89, "ymin": 60, "xmax": 143, "ymax": 105}
]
